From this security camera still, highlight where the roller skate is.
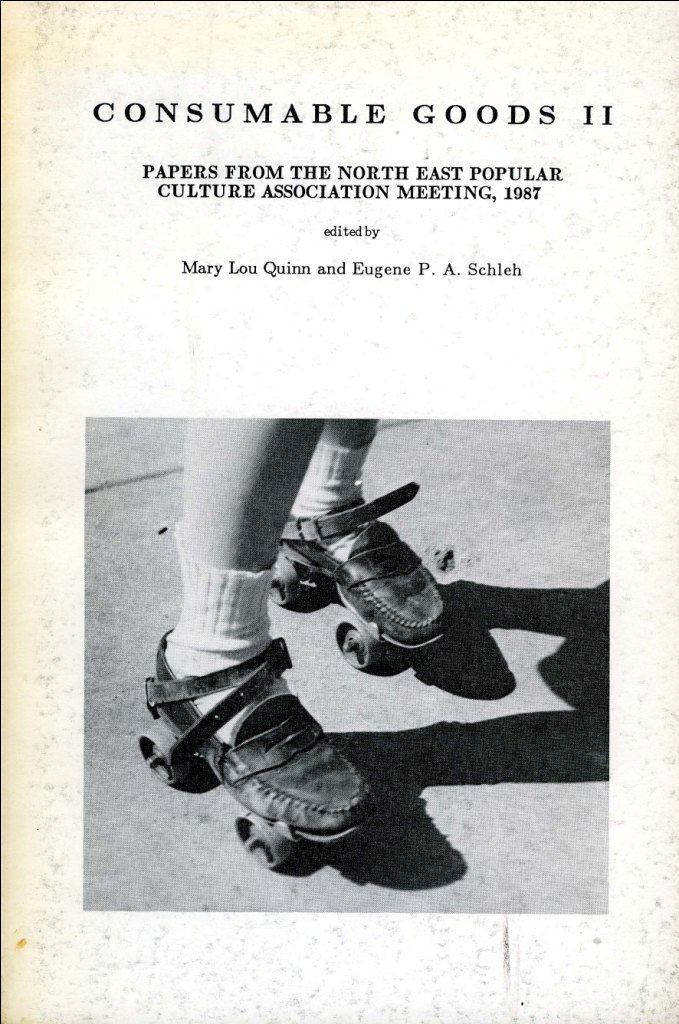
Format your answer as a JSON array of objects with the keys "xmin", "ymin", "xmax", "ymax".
[
  {"xmin": 139, "ymin": 634, "xmax": 373, "ymax": 870},
  {"xmin": 270, "ymin": 482, "xmax": 444, "ymax": 672}
]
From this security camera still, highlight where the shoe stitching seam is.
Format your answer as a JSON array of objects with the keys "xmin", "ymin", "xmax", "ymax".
[{"xmin": 344, "ymin": 581, "xmax": 442, "ymax": 629}]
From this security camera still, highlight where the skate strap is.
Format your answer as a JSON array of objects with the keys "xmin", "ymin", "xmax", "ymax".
[
  {"xmin": 281, "ymin": 481, "xmax": 419, "ymax": 543},
  {"xmin": 146, "ymin": 637, "xmax": 292, "ymax": 708},
  {"xmin": 222, "ymin": 699, "xmax": 324, "ymax": 781},
  {"xmin": 172, "ymin": 693, "xmax": 321, "ymax": 769}
]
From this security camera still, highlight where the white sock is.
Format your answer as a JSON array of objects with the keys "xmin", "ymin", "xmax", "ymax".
[
  {"xmin": 166, "ymin": 524, "xmax": 288, "ymax": 744},
  {"xmin": 291, "ymin": 441, "xmax": 369, "ymax": 560}
]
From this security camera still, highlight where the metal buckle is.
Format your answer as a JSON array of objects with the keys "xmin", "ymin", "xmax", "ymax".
[
  {"xmin": 145, "ymin": 676, "xmax": 160, "ymax": 719},
  {"xmin": 271, "ymin": 637, "xmax": 293, "ymax": 672},
  {"xmin": 296, "ymin": 516, "xmax": 324, "ymax": 543}
]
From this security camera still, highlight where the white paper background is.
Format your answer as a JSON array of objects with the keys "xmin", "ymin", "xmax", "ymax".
[{"xmin": 3, "ymin": 2, "xmax": 678, "ymax": 1021}]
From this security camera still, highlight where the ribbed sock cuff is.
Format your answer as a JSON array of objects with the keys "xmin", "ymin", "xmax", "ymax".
[{"xmin": 166, "ymin": 524, "xmax": 273, "ymax": 676}]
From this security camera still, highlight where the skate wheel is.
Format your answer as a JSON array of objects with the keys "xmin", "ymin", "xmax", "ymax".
[
  {"xmin": 336, "ymin": 621, "xmax": 385, "ymax": 671},
  {"xmin": 235, "ymin": 815, "xmax": 297, "ymax": 870},
  {"xmin": 269, "ymin": 555, "xmax": 301, "ymax": 608},
  {"xmin": 139, "ymin": 732, "xmax": 191, "ymax": 789}
]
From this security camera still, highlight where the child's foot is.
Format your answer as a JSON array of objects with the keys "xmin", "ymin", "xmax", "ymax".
[
  {"xmin": 145, "ymin": 633, "xmax": 373, "ymax": 835},
  {"xmin": 277, "ymin": 483, "xmax": 444, "ymax": 648}
]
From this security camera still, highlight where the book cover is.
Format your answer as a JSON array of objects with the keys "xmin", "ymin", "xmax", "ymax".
[{"xmin": 2, "ymin": 2, "xmax": 677, "ymax": 1021}]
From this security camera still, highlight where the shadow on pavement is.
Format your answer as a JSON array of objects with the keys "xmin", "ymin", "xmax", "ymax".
[
  {"xmin": 311, "ymin": 580, "xmax": 610, "ymax": 890},
  {"xmin": 412, "ymin": 578, "xmax": 609, "ymax": 709}
]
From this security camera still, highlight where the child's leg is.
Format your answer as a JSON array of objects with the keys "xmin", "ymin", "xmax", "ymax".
[
  {"xmin": 154, "ymin": 418, "xmax": 371, "ymax": 836},
  {"xmin": 167, "ymin": 418, "xmax": 322, "ymax": 681},
  {"xmin": 290, "ymin": 420, "xmax": 376, "ymax": 555},
  {"xmin": 286, "ymin": 419, "xmax": 444, "ymax": 648},
  {"xmin": 168, "ymin": 419, "xmax": 324, "ymax": 680},
  {"xmin": 182, "ymin": 419, "xmax": 326, "ymax": 572}
]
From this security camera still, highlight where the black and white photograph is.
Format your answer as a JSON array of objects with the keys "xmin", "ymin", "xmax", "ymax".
[
  {"xmin": 4, "ymin": 2, "xmax": 677, "ymax": 1021},
  {"xmin": 85, "ymin": 417, "xmax": 609, "ymax": 912}
]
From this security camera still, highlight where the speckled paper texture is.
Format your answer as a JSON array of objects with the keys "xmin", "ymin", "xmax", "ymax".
[{"xmin": 2, "ymin": 2, "xmax": 678, "ymax": 1022}]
